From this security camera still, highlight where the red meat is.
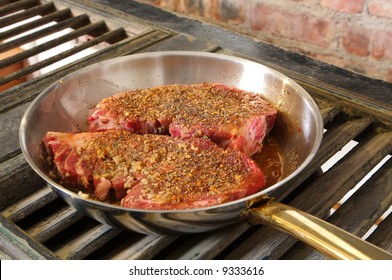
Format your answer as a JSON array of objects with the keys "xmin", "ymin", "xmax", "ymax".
[
  {"xmin": 88, "ymin": 83, "xmax": 276, "ymax": 156},
  {"xmin": 42, "ymin": 130, "xmax": 266, "ymax": 210}
]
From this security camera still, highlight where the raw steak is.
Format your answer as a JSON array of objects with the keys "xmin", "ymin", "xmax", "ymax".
[
  {"xmin": 88, "ymin": 83, "xmax": 277, "ymax": 156},
  {"xmin": 42, "ymin": 130, "xmax": 266, "ymax": 210}
]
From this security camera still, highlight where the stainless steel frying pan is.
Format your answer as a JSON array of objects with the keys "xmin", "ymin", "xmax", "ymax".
[{"xmin": 19, "ymin": 51, "xmax": 391, "ymax": 259}]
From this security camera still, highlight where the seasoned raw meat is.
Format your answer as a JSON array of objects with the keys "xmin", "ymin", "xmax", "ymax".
[
  {"xmin": 88, "ymin": 83, "xmax": 277, "ymax": 156},
  {"xmin": 42, "ymin": 130, "xmax": 266, "ymax": 210}
]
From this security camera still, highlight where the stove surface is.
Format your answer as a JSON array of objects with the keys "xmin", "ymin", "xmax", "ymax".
[{"xmin": 0, "ymin": 0, "xmax": 391, "ymax": 260}]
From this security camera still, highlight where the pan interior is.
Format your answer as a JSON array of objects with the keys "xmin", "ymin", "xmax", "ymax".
[{"xmin": 19, "ymin": 52, "xmax": 323, "ymax": 233}]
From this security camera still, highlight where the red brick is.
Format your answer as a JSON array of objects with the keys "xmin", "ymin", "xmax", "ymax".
[
  {"xmin": 137, "ymin": 0, "xmax": 170, "ymax": 10},
  {"xmin": 371, "ymin": 30, "xmax": 392, "ymax": 60},
  {"xmin": 313, "ymin": 52, "xmax": 370, "ymax": 75},
  {"xmin": 321, "ymin": 0, "xmax": 365, "ymax": 13},
  {"xmin": 341, "ymin": 25, "xmax": 370, "ymax": 57},
  {"xmin": 181, "ymin": 0, "xmax": 206, "ymax": 17},
  {"xmin": 171, "ymin": 0, "xmax": 189, "ymax": 14},
  {"xmin": 387, "ymin": 69, "xmax": 392, "ymax": 83},
  {"xmin": 189, "ymin": 0, "xmax": 219, "ymax": 20},
  {"xmin": 282, "ymin": 0, "xmax": 320, "ymax": 4},
  {"xmin": 250, "ymin": 4, "xmax": 330, "ymax": 46},
  {"xmin": 219, "ymin": 0, "xmax": 245, "ymax": 24},
  {"xmin": 310, "ymin": 52, "xmax": 391, "ymax": 81},
  {"xmin": 139, "ymin": 0, "xmax": 169, "ymax": 8},
  {"xmin": 368, "ymin": 0, "xmax": 392, "ymax": 19}
]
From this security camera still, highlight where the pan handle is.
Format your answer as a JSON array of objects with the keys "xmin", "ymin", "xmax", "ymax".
[{"xmin": 242, "ymin": 198, "xmax": 392, "ymax": 260}]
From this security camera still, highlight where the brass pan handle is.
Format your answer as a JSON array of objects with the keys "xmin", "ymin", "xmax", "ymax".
[{"xmin": 242, "ymin": 198, "xmax": 392, "ymax": 260}]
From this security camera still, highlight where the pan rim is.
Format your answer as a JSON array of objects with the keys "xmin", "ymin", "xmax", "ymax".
[{"xmin": 19, "ymin": 50, "xmax": 323, "ymax": 214}]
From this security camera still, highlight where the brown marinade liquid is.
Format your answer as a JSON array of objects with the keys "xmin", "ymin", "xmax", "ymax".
[{"xmin": 251, "ymin": 136, "xmax": 284, "ymax": 187}]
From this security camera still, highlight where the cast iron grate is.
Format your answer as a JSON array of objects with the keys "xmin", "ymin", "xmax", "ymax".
[
  {"xmin": 0, "ymin": 0, "xmax": 391, "ymax": 260},
  {"xmin": 0, "ymin": 0, "xmax": 171, "ymax": 112}
]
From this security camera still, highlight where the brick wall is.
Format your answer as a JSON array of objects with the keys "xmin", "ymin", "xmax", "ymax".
[{"xmin": 136, "ymin": 0, "xmax": 392, "ymax": 84}]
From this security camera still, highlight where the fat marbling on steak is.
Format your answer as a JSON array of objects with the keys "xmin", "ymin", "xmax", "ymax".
[
  {"xmin": 88, "ymin": 83, "xmax": 277, "ymax": 156},
  {"xmin": 42, "ymin": 130, "xmax": 266, "ymax": 210}
]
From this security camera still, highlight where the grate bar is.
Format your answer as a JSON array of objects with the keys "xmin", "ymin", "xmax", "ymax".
[
  {"xmin": 26, "ymin": 206, "xmax": 84, "ymax": 243},
  {"xmin": 0, "ymin": 0, "xmax": 40, "ymax": 17},
  {"xmin": 0, "ymin": 12, "xmax": 88, "ymax": 52},
  {"xmin": 0, "ymin": 26, "xmax": 126, "ymax": 85},
  {"xmin": 164, "ymin": 222, "xmax": 250, "ymax": 260},
  {"xmin": 53, "ymin": 223, "xmax": 121, "ymax": 259},
  {"xmin": 367, "ymin": 212, "xmax": 392, "ymax": 253},
  {"xmin": 284, "ymin": 157, "xmax": 392, "ymax": 259},
  {"xmin": 0, "ymin": 7, "xmax": 72, "ymax": 41},
  {"xmin": 326, "ymin": 155, "xmax": 392, "ymax": 237},
  {"xmin": 2, "ymin": 185, "xmax": 58, "ymax": 223},
  {"xmin": 0, "ymin": 2, "xmax": 55, "ymax": 29},
  {"xmin": 0, "ymin": 213, "xmax": 59, "ymax": 260},
  {"xmin": 0, "ymin": 20, "xmax": 107, "ymax": 69},
  {"xmin": 0, "ymin": 153, "xmax": 45, "ymax": 208},
  {"xmin": 0, "ymin": 29, "xmax": 171, "ymax": 112},
  {"xmin": 226, "ymin": 227, "xmax": 294, "ymax": 260},
  {"xmin": 0, "ymin": 104, "xmax": 28, "ymax": 162},
  {"xmin": 302, "ymin": 131, "xmax": 392, "ymax": 215},
  {"xmin": 319, "ymin": 105, "xmax": 341, "ymax": 126},
  {"xmin": 224, "ymin": 131, "xmax": 392, "ymax": 260},
  {"xmin": 106, "ymin": 235, "xmax": 178, "ymax": 260},
  {"xmin": 301, "ymin": 82, "xmax": 392, "ymax": 126},
  {"xmin": 275, "ymin": 117, "xmax": 372, "ymax": 200}
]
